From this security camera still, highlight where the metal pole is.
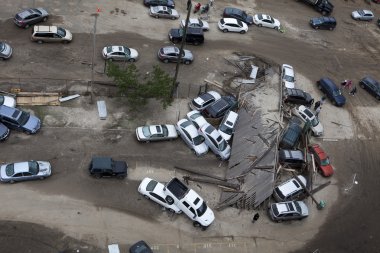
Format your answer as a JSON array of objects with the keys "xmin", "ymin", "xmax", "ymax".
[
  {"xmin": 90, "ymin": 13, "xmax": 99, "ymax": 104},
  {"xmin": 171, "ymin": 0, "xmax": 192, "ymax": 97}
]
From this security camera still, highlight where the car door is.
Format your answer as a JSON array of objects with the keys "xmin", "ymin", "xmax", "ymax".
[
  {"xmin": 160, "ymin": 9, "xmax": 169, "ymax": 18},
  {"xmin": 12, "ymin": 173, "xmax": 24, "ymax": 182},
  {"xmin": 167, "ymin": 52, "xmax": 178, "ymax": 62},
  {"xmin": 52, "ymin": 33, "xmax": 63, "ymax": 42},
  {"xmin": 263, "ymin": 18, "xmax": 273, "ymax": 28},
  {"xmin": 26, "ymin": 14, "xmax": 39, "ymax": 25},
  {"xmin": 228, "ymin": 23, "xmax": 238, "ymax": 32},
  {"xmin": 364, "ymin": 13, "xmax": 373, "ymax": 21},
  {"xmin": 22, "ymin": 171, "xmax": 35, "ymax": 181}
]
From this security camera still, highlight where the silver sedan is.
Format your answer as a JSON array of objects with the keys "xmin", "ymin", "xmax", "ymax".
[
  {"xmin": 136, "ymin": 124, "xmax": 178, "ymax": 142},
  {"xmin": 351, "ymin": 9, "xmax": 374, "ymax": 21},
  {"xmin": 0, "ymin": 160, "xmax": 52, "ymax": 183},
  {"xmin": 149, "ymin": 6, "xmax": 179, "ymax": 19}
]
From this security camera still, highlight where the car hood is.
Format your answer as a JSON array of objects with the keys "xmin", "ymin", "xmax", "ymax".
[
  {"xmin": 312, "ymin": 123, "xmax": 324, "ymax": 136},
  {"xmin": 218, "ymin": 130, "xmax": 231, "ymax": 141},
  {"xmin": 64, "ymin": 29, "xmax": 73, "ymax": 41},
  {"xmin": 320, "ymin": 164, "xmax": 334, "ymax": 177},
  {"xmin": 194, "ymin": 142, "xmax": 209, "ymax": 156},
  {"xmin": 136, "ymin": 127, "xmax": 146, "ymax": 141},
  {"xmin": 37, "ymin": 8, "xmax": 49, "ymax": 17},
  {"xmin": 283, "ymin": 81, "xmax": 295, "ymax": 89},
  {"xmin": 2, "ymin": 96, "xmax": 16, "ymax": 108},
  {"xmin": 129, "ymin": 48, "xmax": 139, "ymax": 59},
  {"xmin": 114, "ymin": 161, "xmax": 128, "ymax": 173},
  {"xmin": 202, "ymin": 21, "xmax": 210, "ymax": 30},
  {"xmin": 273, "ymin": 18, "xmax": 281, "ymax": 27},
  {"xmin": 37, "ymin": 161, "xmax": 52, "ymax": 176},
  {"xmin": 0, "ymin": 43, "xmax": 12, "ymax": 58},
  {"xmin": 198, "ymin": 206, "xmax": 215, "ymax": 227},
  {"xmin": 352, "ymin": 11, "xmax": 361, "ymax": 18},
  {"xmin": 23, "ymin": 115, "xmax": 41, "ymax": 133},
  {"xmin": 183, "ymin": 50, "xmax": 193, "ymax": 61},
  {"xmin": 219, "ymin": 144, "xmax": 231, "ymax": 160},
  {"xmin": 297, "ymin": 201, "xmax": 309, "ymax": 217},
  {"xmin": 171, "ymin": 9, "xmax": 179, "ymax": 17}
]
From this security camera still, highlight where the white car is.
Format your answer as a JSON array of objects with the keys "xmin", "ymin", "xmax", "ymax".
[
  {"xmin": 181, "ymin": 18, "xmax": 209, "ymax": 31},
  {"xmin": 176, "ymin": 119, "xmax": 208, "ymax": 156},
  {"xmin": 186, "ymin": 110, "xmax": 208, "ymax": 129},
  {"xmin": 149, "ymin": 6, "xmax": 179, "ymax": 19},
  {"xmin": 218, "ymin": 18, "xmax": 248, "ymax": 34},
  {"xmin": 199, "ymin": 123, "xmax": 231, "ymax": 160},
  {"xmin": 273, "ymin": 175, "xmax": 307, "ymax": 202},
  {"xmin": 138, "ymin": 177, "xmax": 182, "ymax": 213},
  {"xmin": 292, "ymin": 105, "xmax": 323, "ymax": 136},
  {"xmin": 253, "ymin": 14, "xmax": 281, "ymax": 30},
  {"xmin": 351, "ymin": 9, "xmax": 374, "ymax": 21},
  {"xmin": 189, "ymin": 91, "xmax": 221, "ymax": 111},
  {"xmin": 0, "ymin": 160, "xmax": 52, "ymax": 183},
  {"xmin": 136, "ymin": 124, "xmax": 178, "ymax": 142},
  {"xmin": 281, "ymin": 64, "xmax": 295, "ymax": 89},
  {"xmin": 102, "ymin": 45, "xmax": 139, "ymax": 62},
  {"xmin": 0, "ymin": 95, "xmax": 16, "ymax": 108},
  {"xmin": 218, "ymin": 111, "xmax": 239, "ymax": 141}
]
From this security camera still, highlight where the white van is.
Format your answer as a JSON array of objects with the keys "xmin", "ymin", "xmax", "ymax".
[{"xmin": 273, "ymin": 175, "xmax": 306, "ymax": 202}]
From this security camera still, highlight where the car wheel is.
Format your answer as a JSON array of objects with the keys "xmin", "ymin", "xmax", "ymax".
[
  {"xmin": 258, "ymin": 24, "xmax": 262, "ymax": 27},
  {"xmin": 240, "ymin": 30, "xmax": 246, "ymax": 34},
  {"xmin": 168, "ymin": 208, "xmax": 176, "ymax": 213},
  {"xmin": 145, "ymin": 140, "xmax": 150, "ymax": 143},
  {"xmin": 201, "ymin": 226, "xmax": 207, "ymax": 231},
  {"xmin": 223, "ymin": 29, "xmax": 228, "ymax": 33},
  {"xmin": 163, "ymin": 59, "xmax": 169, "ymax": 63},
  {"xmin": 184, "ymin": 60, "xmax": 191, "ymax": 65},
  {"xmin": 39, "ymin": 177, "xmax": 45, "ymax": 180},
  {"xmin": 117, "ymin": 175, "xmax": 126, "ymax": 179},
  {"xmin": 166, "ymin": 196, "xmax": 174, "ymax": 205},
  {"xmin": 332, "ymin": 100, "xmax": 337, "ymax": 106},
  {"xmin": 62, "ymin": 40, "xmax": 69, "ymax": 44},
  {"xmin": 171, "ymin": 17, "xmax": 176, "ymax": 20},
  {"xmin": 128, "ymin": 58, "xmax": 136, "ymax": 63},
  {"xmin": 376, "ymin": 95, "xmax": 380, "ymax": 100},
  {"xmin": 329, "ymin": 27, "xmax": 333, "ymax": 31},
  {"xmin": 108, "ymin": 58, "xmax": 113, "ymax": 62},
  {"xmin": 321, "ymin": 11, "xmax": 327, "ymax": 16},
  {"xmin": 193, "ymin": 221, "xmax": 201, "ymax": 227},
  {"xmin": 144, "ymin": 195, "xmax": 150, "ymax": 200},
  {"xmin": 274, "ymin": 26, "xmax": 279, "ymax": 30},
  {"xmin": 315, "ymin": 26, "xmax": 319, "ymax": 30},
  {"xmin": 43, "ymin": 17, "xmax": 48, "ymax": 22},
  {"xmin": 155, "ymin": 15, "xmax": 159, "ymax": 19},
  {"xmin": 193, "ymin": 41, "xmax": 200, "ymax": 46},
  {"xmin": 310, "ymin": 99, "xmax": 315, "ymax": 106},
  {"xmin": 95, "ymin": 174, "xmax": 102, "ymax": 179}
]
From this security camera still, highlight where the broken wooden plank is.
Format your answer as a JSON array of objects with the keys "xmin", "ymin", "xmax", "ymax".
[
  {"xmin": 174, "ymin": 165, "xmax": 226, "ymax": 181},
  {"xmin": 183, "ymin": 176, "xmax": 240, "ymax": 190}
]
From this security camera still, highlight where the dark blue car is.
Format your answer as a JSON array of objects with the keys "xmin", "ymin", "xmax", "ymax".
[
  {"xmin": 317, "ymin": 78, "xmax": 346, "ymax": 106},
  {"xmin": 359, "ymin": 76, "xmax": 380, "ymax": 100}
]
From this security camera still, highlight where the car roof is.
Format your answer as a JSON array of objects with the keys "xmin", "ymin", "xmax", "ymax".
[
  {"xmin": 224, "ymin": 7, "xmax": 243, "ymax": 14},
  {"xmin": 148, "ymin": 125, "xmax": 164, "ymax": 135},
  {"xmin": 91, "ymin": 157, "xmax": 113, "ymax": 170},
  {"xmin": 188, "ymin": 18, "xmax": 200, "ymax": 24},
  {"xmin": 278, "ymin": 175, "xmax": 306, "ymax": 193},
  {"xmin": 202, "ymin": 124, "xmax": 224, "ymax": 143},
  {"xmin": 162, "ymin": 46, "xmax": 178, "ymax": 54},
  {"xmin": 361, "ymin": 10, "xmax": 373, "ymax": 15},
  {"xmin": 153, "ymin": 6, "xmax": 168, "ymax": 11},
  {"xmin": 310, "ymin": 144, "xmax": 328, "ymax": 160},
  {"xmin": 108, "ymin": 46, "xmax": 125, "ymax": 53},
  {"xmin": 258, "ymin": 14, "xmax": 271, "ymax": 20},
  {"xmin": 0, "ymin": 105, "xmax": 20, "ymax": 119},
  {"xmin": 283, "ymin": 65, "xmax": 294, "ymax": 76},
  {"xmin": 13, "ymin": 162, "xmax": 30, "ymax": 174},
  {"xmin": 276, "ymin": 201, "xmax": 296, "ymax": 214},
  {"xmin": 179, "ymin": 119, "xmax": 198, "ymax": 137},
  {"xmin": 34, "ymin": 25, "xmax": 58, "ymax": 33},
  {"xmin": 17, "ymin": 8, "xmax": 39, "ymax": 18},
  {"xmin": 223, "ymin": 18, "xmax": 239, "ymax": 24},
  {"xmin": 320, "ymin": 77, "xmax": 338, "ymax": 90}
]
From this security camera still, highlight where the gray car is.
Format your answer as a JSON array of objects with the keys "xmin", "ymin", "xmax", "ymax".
[
  {"xmin": 157, "ymin": 46, "xmax": 193, "ymax": 64},
  {"xmin": 0, "ymin": 160, "xmax": 52, "ymax": 183},
  {"xmin": 351, "ymin": 9, "xmax": 374, "ymax": 21},
  {"xmin": 14, "ymin": 8, "xmax": 49, "ymax": 28},
  {"xmin": 0, "ymin": 123, "xmax": 10, "ymax": 141},
  {"xmin": 149, "ymin": 6, "xmax": 179, "ymax": 19},
  {"xmin": 0, "ymin": 105, "xmax": 41, "ymax": 134},
  {"xmin": 268, "ymin": 201, "xmax": 309, "ymax": 222},
  {"xmin": 0, "ymin": 42, "xmax": 13, "ymax": 60}
]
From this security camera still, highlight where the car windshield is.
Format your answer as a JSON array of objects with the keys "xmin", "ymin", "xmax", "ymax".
[
  {"xmin": 0, "ymin": 42, "xmax": 5, "ymax": 52},
  {"xmin": 193, "ymin": 135, "xmax": 205, "ymax": 145},
  {"xmin": 272, "ymin": 204, "xmax": 279, "ymax": 216},
  {"xmin": 5, "ymin": 164, "xmax": 14, "ymax": 177},
  {"xmin": 219, "ymin": 124, "xmax": 232, "ymax": 135},
  {"xmin": 333, "ymin": 89, "xmax": 342, "ymax": 97},
  {"xmin": 219, "ymin": 139, "xmax": 228, "ymax": 151},
  {"xmin": 57, "ymin": 27, "xmax": 66, "ymax": 37},
  {"xmin": 311, "ymin": 117, "xmax": 319, "ymax": 127},
  {"xmin": 314, "ymin": 18, "xmax": 323, "ymax": 25},
  {"xmin": 196, "ymin": 201, "xmax": 208, "ymax": 216},
  {"xmin": 28, "ymin": 161, "xmax": 39, "ymax": 175},
  {"xmin": 17, "ymin": 111, "xmax": 30, "ymax": 125},
  {"xmin": 274, "ymin": 187, "xmax": 285, "ymax": 200},
  {"xmin": 258, "ymin": 14, "xmax": 263, "ymax": 20},
  {"xmin": 142, "ymin": 126, "xmax": 151, "ymax": 137},
  {"xmin": 237, "ymin": 20, "xmax": 243, "ymax": 26},
  {"xmin": 270, "ymin": 17, "xmax": 275, "ymax": 23},
  {"xmin": 146, "ymin": 179, "xmax": 158, "ymax": 191},
  {"xmin": 358, "ymin": 10, "xmax": 365, "ymax": 16},
  {"xmin": 294, "ymin": 201, "xmax": 301, "ymax": 213},
  {"xmin": 123, "ymin": 47, "xmax": 131, "ymax": 56},
  {"xmin": 284, "ymin": 75, "xmax": 294, "ymax": 82},
  {"xmin": 321, "ymin": 158, "xmax": 330, "ymax": 166}
]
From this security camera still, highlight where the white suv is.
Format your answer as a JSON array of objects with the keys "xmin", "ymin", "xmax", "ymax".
[
  {"xmin": 273, "ymin": 175, "xmax": 306, "ymax": 202},
  {"xmin": 199, "ymin": 123, "xmax": 231, "ymax": 160},
  {"xmin": 218, "ymin": 111, "xmax": 239, "ymax": 141},
  {"xmin": 281, "ymin": 64, "xmax": 295, "ymax": 89}
]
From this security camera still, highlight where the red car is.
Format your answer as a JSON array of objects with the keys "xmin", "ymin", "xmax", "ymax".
[{"xmin": 309, "ymin": 144, "xmax": 334, "ymax": 177}]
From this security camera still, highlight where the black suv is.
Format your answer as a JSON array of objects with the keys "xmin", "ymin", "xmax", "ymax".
[
  {"xmin": 279, "ymin": 117, "xmax": 303, "ymax": 149},
  {"xmin": 283, "ymin": 88, "xmax": 314, "ymax": 107},
  {"xmin": 89, "ymin": 157, "xmax": 128, "ymax": 179},
  {"xmin": 168, "ymin": 27, "xmax": 204, "ymax": 45},
  {"xmin": 359, "ymin": 76, "xmax": 380, "ymax": 100},
  {"xmin": 310, "ymin": 17, "xmax": 336, "ymax": 30},
  {"xmin": 222, "ymin": 7, "xmax": 253, "ymax": 25},
  {"xmin": 202, "ymin": 96, "xmax": 238, "ymax": 118}
]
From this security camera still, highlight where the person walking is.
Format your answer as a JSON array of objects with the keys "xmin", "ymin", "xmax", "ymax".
[
  {"xmin": 314, "ymin": 100, "xmax": 321, "ymax": 111},
  {"xmin": 252, "ymin": 213, "xmax": 260, "ymax": 223},
  {"xmin": 349, "ymin": 86, "xmax": 357, "ymax": 96},
  {"xmin": 315, "ymin": 106, "xmax": 322, "ymax": 117}
]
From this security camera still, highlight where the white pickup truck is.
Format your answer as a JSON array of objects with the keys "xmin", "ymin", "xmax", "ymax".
[{"xmin": 164, "ymin": 177, "xmax": 215, "ymax": 230}]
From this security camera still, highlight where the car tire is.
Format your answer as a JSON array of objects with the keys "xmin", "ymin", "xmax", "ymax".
[
  {"xmin": 166, "ymin": 196, "xmax": 174, "ymax": 205},
  {"xmin": 39, "ymin": 177, "xmax": 45, "ymax": 180},
  {"xmin": 359, "ymin": 83, "xmax": 365, "ymax": 89},
  {"xmin": 329, "ymin": 27, "xmax": 333, "ymax": 31},
  {"xmin": 322, "ymin": 11, "xmax": 327, "ymax": 16},
  {"xmin": 240, "ymin": 30, "xmax": 246, "ymax": 34},
  {"xmin": 310, "ymin": 99, "xmax": 315, "ymax": 107},
  {"xmin": 171, "ymin": 17, "xmax": 176, "ymax": 20},
  {"xmin": 117, "ymin": 175, "xmax": 126, "ymax": 179},
  {"xmin": 155, "ymin": 15, "xmax": 159, "ymax": 19},
  {"xmin": 168, "ymin": 208, "xmax": 176, "ymax": 213},
  {"xmin": 201, "ymin": 226, "xmax": 207, "ymax": 231},
  {"xmin": 128, "ymin": 58, "xmax": 136, "ymax": 63},
  {"xmin": 315, "ymin": 26, "xmax": 319, "ymax": 30},
  {"xmin": 37, "ymin": 40, "xmax": 43, "ymax": 44},
  {"xmin": 193, "ymin": 41, "xmax": 200, "ymax": 46},
  {"xmin": 43, "ymin": 17, "xmax": 48, "ymax": 22},
  {"xmin": 223, "ymin": 29, "xmax": 228, "ymax": 33},
  {"xmin": 184, "ymin": 60, "xmax": 191, "ymax": 65},
  {"xmin": 318, "ymin": 84, "xmax": 322, "ymax": 90},
  {"xmin": 108, "ymin": 58, "xmax": 113, "ymax": 62},
  {"xmin": 332, "ymin": 100, "xmax": 337, "ymax": 106},
  {"xmin": 193, "ymin": 221, "xmax": 201, "ymax": 227},
  {"xmin": 163, "ymin": 59, "xmax": 169, "ymax": 63},
  {"xmin": 62, "ymin": 40, "xmax": 69, "ymax": 44}
]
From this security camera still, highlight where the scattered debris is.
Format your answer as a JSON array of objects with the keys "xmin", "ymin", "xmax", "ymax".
[
  {"xmin": 59, "ymin": 94, "xmax": 80, "ymax": 102},
  {"xmin": 97, "ymin": 100, "xmax": 107, "ymax": 120}
]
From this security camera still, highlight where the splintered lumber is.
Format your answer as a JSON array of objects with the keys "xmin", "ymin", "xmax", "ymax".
[
  {"xmin": 310, "ymin": 181, "xmax": 331, "ymax": 195},
  {"xmin": 16, "ymin": 92, "xmax": 60, "ymax": 106},
  {"xmin": 183, "ymin": 176, "xmax": 240, "ymax": 190},
  {"xmin": 174, "ymin": 166, "xmax": 225, "ymax": 181}
]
